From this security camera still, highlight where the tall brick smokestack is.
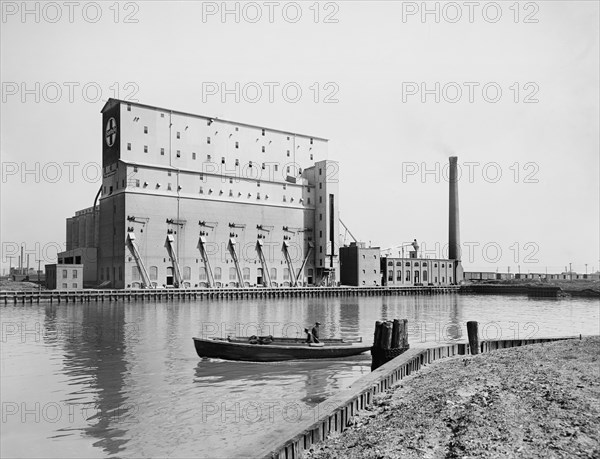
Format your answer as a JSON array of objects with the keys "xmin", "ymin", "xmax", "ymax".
[{"xmin": 448, "ymin": 156, "xmax": 460, "ymax": 261}]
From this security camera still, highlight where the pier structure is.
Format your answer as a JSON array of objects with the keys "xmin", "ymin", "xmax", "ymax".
[{"xmin": 0, "ymin": 285, "xmax": 459, "ymax": 305}]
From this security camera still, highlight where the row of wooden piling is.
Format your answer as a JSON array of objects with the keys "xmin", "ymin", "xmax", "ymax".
[
  {"xmin": 0, "ymin": 285, "xmax": 459, "ymax": 305},
  {"xmin": 371, "ymin": 319, "xmax": 410, "ymax": 370}
]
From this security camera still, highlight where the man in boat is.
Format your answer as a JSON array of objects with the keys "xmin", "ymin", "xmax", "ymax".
[
  {"xmin": 304, "ymin": 328, "xmax": 315, "ymax": 343},
  {"xmin": 311, "ymin": 322, "xmax": 321, "ymax": 343}
]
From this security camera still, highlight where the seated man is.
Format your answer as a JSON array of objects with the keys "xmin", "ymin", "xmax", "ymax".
[
  {"xmin": 304, "ymin": 328, "xmax": 314, "ymax": 343},
  {"xmin": 311, "ymin": 322, "xmax": 321, "ymax": 343}
]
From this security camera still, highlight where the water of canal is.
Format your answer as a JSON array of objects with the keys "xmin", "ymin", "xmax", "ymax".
[{"xmin": 1, "ymin": 293, "xmax": 598, "ymax": 458}]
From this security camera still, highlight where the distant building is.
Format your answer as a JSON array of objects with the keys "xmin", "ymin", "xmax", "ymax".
[
  {"xmin": 45, "ymin": 264, "xmax": 83, "ymax": 290},
  {"xmin": 464, "ymin": 271, "xmax": 599, "ymax": 282},
  {"xmin": 381, "ymin": 256, "xmax": 461, "ymax": 286},
  {"xmin": 340, "ymin": 242, "xmax": 381, "ymax": 286},
  {"xmin": 56, "ymin": 246, "xmax": 98, "ymax": 288}
]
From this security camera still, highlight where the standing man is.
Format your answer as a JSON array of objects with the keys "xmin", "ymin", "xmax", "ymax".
[{"xmin": 311, "ymin": 322, "xmax": 321, "ymax": 343}]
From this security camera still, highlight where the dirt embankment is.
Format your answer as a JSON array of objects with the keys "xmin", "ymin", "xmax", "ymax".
[
  {"xmin": 463, "ymin": 279, "xmax": 600, "ymax": 297},
  {"xmin": 0, "ymin": 279, "xmax": 46, "ymax": 291},
  {"xmin": 306, "ymin": 337, "xmax": 600, "ymax": 459}
]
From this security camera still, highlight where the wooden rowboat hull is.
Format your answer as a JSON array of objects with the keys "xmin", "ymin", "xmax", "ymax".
[{"xmin": 193, "ymin": 337, "xmax": 372, "ymax": 362}]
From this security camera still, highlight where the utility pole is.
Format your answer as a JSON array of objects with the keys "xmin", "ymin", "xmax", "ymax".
[
  {"xmin": 37, "ymin": 259, "xmax": 42, "ymax": 290},
  {"xmin": 569, "ymin": 262, "xmax": 572, "ymax": 280},
  {"xmin": 585, "ymin": 264, "xmax": 588, "ymax": 275}
]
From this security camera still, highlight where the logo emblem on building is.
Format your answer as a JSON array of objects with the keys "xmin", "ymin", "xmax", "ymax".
[{"xmin": 105, "ymin": 117, "xmax": 117, "ymax": 147}]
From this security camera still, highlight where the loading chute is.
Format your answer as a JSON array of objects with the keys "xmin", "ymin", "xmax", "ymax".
[
  {"xmin": 228, "ymin": 238, "xmax": 245, "ymax": 287},
  {"xmin": 295, "ymin": 242, "xmax": 314, "ymax": 286},
  {"xmin": 165, "ymin": 233, "xmax": 184, "ymax": 287},
  {"xmin": 282, "ymin": 239, "xmax": 297, "ymax": 287},
  {"xmin": 126, "ymin": 231, "xmax": 152, "ymax": 288},
  {"xmin": 255, "ymin": 239, "xmax": 272, "ymax": 287},
  {"xmin": 197, "ymin": 235, "xmax": 215, "ymax": 288}
]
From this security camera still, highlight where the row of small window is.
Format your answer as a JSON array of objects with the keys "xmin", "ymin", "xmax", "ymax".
[
  {"xmin": 387, "ymin": 270, "xmax": 451, "ymax": 283},
  {"xmin": 130, "ymin": 180, "xmax": 308, "ymax": 203},
  {"xmin": 135, "ymin": 173, "xmax": 300, "ymax": 191},
  {"xmin": 61, "ymin": 283, "xmax": 79, "ymax": 288},
  {"xmin": 386, "ymin": 261, "xmax": 452, "ymax": 268},
  {"xmin": 128, "ymin": 143, "xmax": 314, "ymax": 161},
  {"xmin": 130, "ymin": 115, "xmax": 315, "ymax": 145},
  {"xmin": 132, "ymin": 171, "xmax": 317, "ymax": 194},
  {"xmin": 61, "ymin": 270, "xmax": 78, "ymax": 278}
]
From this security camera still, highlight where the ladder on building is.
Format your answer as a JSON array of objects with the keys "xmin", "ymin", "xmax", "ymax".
[
  {"xmin": 165, "ymin": 234, "xmax": 184, "ymax": 287},
  {"xmin": 294, "ymin": 242, "xmax": 313, "ymax": 286},
  {"xmin": 282, "ymin": 240, "xmax": 298, "ymax": 287},
  {"xmin": 126, "ymin": 232, "xmax": 152, "ymax": 288},
  {"xmin": 255, "ymin": 239, "xmax": 272, "ymax": 287},
  {"xmin": 228, "ymin": 238, "xmax": 245, "ymax": 287},
  {"xmin": 197, "ymin": 236, "xmax": 215, "ymax": 288}
]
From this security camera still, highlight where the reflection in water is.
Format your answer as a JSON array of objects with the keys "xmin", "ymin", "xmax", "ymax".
[
  {"xmin": 1, "ymin": 294, "xmax": 598, "ymax": 458},
  {"xmin": 50, "ymin": 304, "xmax": 131, "ymax": 456}
]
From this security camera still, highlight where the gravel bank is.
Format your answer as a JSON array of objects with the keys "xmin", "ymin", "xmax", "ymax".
[{"xmin": 306, "ymin": 337, "xmax": 600, "ymax": 459}]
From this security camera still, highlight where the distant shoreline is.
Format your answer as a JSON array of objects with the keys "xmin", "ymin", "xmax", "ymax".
[{"xmin": 461, "ymin": 279, "xmax": 600, "ymax": 298}]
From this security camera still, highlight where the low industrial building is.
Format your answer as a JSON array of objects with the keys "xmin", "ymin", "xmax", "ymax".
[
  {"xmin": 339, "ymin": 242, "xmax": 381, "ymax": 286},
  {"xmin": 381, "ymin": 256, "xmax": 461, "ymax": 286},
  {"xmin": 45, "ymin": 264, "xmax": 83, "ymax": 290},
  {"xmin": 57, "ymin": 246, "xmax": 98, "ymax": 288}
]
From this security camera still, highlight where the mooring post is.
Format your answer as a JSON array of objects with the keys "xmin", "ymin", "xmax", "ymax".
[
  {"xmin": 467, "ymin": 321, "xmax": 479, "ymax": 355},
  {"xmin": 372, "ymin": 319, "xmax": 410, "ymax": 371},
  {"xmin": 391, "ymin": 319, "xmax": 400, "ymax": 348},
  {"xmin": 373, "ymin": 321, "xmax": 382, "ymax": 349},
  {"xmin": 381, "ymin": 321, "xmax": 392, "ymax": 350}
]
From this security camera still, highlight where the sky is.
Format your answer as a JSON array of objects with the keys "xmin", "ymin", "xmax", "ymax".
[{"xmin": 1, "ymin": 0, "xmax": 599, "ymax": 275}]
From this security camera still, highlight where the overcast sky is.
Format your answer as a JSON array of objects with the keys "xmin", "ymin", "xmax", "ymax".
[{"xmin": 1, "ymin": 1, "xmax": 598, "ymax": 274}]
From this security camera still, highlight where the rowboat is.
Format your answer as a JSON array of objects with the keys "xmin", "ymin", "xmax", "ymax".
[{"xmin": 193, "ymin": 336, "xmax": 372, "ymax": 362}]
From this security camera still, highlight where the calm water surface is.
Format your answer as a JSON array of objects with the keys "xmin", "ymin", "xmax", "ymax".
[{"xmin": 1, "ymin": 294, "xmax": 598, "ymax": 458}]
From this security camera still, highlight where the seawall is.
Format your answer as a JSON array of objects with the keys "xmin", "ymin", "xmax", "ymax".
[
  {"xmin": 0, "ymin": 285, "xmax": 459, "ymax": 305},
  {"xmin": 258, "ymin": 335, "xmax": 586, "ymax": 459}
]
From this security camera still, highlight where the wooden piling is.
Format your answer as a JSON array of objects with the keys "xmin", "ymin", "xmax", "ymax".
[
  {"xmin": 381, "ymin": 321, "xmax": 392, "ymax": 350},
  {"xmin": 467, "ymin": 321, "xmax": 479, "ymax": 355},
  {"xmin": 372, "ymin": 318, "xmax": 410, "ymax": 371},
  {"xmin": 391, "ymin": 319, "xmax": 400, "ymax": 348}
]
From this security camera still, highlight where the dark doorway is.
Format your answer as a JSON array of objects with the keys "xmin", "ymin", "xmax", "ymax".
[{"xmin": 166, "ymin": 267, "xmax": 174, "ymax": 286}]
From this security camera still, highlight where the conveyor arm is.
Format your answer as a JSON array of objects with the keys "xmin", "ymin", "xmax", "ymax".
[
  {"xmin": 165, "ymin": 234, "xmax": 184, "ymax": 287},
  {"xmin": 127, "ymin": 232, "xmax": 152, "ymax": 288},
  {"xmin": 255, "ymin": 240, "xmax": 272, "ymax": 287}
]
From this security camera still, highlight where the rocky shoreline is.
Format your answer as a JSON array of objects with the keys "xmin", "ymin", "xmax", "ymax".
[{"xmin": 305, "ymin": 337, "xmax": 600, "ymax": 459}]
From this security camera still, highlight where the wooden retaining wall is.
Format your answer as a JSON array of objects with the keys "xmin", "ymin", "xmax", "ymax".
[
  {"xmin": 0, "ymin": 285, "xmax": 459, "ymax": 305},
  {"xmin": 460, "ymin": 284, "xmax": 562, "ymax": 297},
  {"xmin": 259, "ymin": 335, "xmax": 580, "ymax": 459}
]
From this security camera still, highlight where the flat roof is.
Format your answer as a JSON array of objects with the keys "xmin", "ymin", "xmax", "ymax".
[{"xmin": 101, "ymin": 98, "xmax": 328, "ymax": 141}]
